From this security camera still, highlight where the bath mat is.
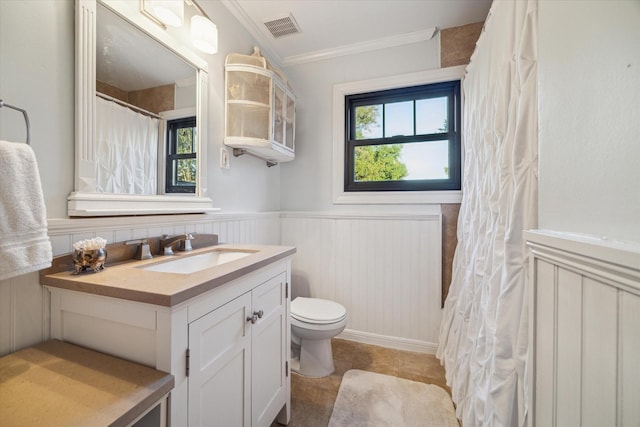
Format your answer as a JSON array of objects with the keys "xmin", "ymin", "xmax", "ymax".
[{"xmin": 328, "ymin": 369, "xmax": 458, "ymax": 427}]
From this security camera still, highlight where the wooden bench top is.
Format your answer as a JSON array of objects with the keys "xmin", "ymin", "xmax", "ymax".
[{"xmin": 0, "ymin": 340, "xmax": 174, "ymax": 427}]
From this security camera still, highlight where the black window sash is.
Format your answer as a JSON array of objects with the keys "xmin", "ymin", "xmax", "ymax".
[
  {"xmin": 344, "ymin": 80, "xmax": 461, "ymax": 192},
  {"xmin": 166, "ymin": 117, "xmax": 197, "ymax": 194}
]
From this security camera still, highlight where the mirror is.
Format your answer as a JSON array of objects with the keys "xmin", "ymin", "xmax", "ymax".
[{"xmin": 69, "ymin": 0, "xmax": 214, "ymax": 216}]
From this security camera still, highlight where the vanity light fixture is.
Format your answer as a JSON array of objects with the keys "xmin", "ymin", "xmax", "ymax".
[
  {"xmin": 191, "ymin": 15, "xmax": 218, "ymax": 54},
  {"xmin": 141, "ymin": 0, "xmax": 218, "ymax": 55},
  {"xmin": 142, "ymin": 0, "xmax": 184, "ymax": 28}
]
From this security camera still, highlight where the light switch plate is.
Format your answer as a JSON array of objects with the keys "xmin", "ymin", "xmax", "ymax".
[{"xmin": 220, "ymin": 147, "xmax": 230, "ymax": 169}]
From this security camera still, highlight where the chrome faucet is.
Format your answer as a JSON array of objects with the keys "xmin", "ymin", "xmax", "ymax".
[{"xmin": 160, "ymin": 233, "xmax": 194, "ymax": 255}]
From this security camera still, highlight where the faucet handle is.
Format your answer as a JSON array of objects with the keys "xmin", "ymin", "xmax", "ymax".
[
  {"xmin": 138, "ymin": 240, "xmax": 153, "ymax": 260},
  {"xmin": 183, "ymin": 234, "xmax": 193, "ymax": 252},
  {"xmin": 125, "ymin": 239, "xmax": 153, "ymax": 260}
]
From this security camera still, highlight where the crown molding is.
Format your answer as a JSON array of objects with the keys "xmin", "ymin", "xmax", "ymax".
[{"xmin": 281, "ymin": 27, "xmax": 438, "ymax": 67}]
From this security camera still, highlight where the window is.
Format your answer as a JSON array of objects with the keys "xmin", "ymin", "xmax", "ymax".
[
  {"xmin": 344, "ymin": 80, "xmax": 461, "ymax": 192},
  {"xmin": 332, "ymin": 66, "xmax": 465, "ymax": 204},
  {"xmin": 166, "ymin": 116, "xmax": 197, "ymax": 193}
]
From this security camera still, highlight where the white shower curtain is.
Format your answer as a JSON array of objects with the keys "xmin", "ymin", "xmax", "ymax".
[
  {"xmin": 95, "ymin": 96, "xmax": 159, "ymax": 195},
  {"xmin": 437, "ymin": 1, "xmax": 538, "ymax": 426}
]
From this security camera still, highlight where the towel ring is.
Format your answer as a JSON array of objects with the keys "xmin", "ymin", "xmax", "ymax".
[{"xmin": 0, "ymin": 99, "xmax": 31, "ymax": 145}]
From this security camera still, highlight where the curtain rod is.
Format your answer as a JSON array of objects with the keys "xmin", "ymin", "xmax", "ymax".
[{"xmin": 96, "ymin": 92, "xmax": 162, "ymax": 119}]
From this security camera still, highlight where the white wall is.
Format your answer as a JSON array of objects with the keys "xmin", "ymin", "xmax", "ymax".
[
  {"xmin": 528, "ymin": 231, "xmax": 640, "ymax": 427},
  {"xmin": 199, "ymin": 1, "xmax": 282, "ymax": 213},
  {"xmin": 0, "ymin": 0, "xmax": 75, "ymax": 219},
  {"xmin": 280, "ymin": 39, "xmax": 441, "ymax": 212},
  {"xmin": 276, "ymin": 38, "xmax": 449, "ymax": 351},
  {"xmin": 281, "ymin": 212, "xmax": 443, "ymax": 352},
  {"xmin": 0, "ymin": 0, "xmax": 282, "ymax": 217},
  {"xmin": 538, "ymin": 0, "xmax": 640, "ymax": 243}
]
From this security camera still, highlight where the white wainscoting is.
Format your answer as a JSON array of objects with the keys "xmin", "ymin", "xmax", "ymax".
[
  {"xmin": 0, "ymin": 212, "xmax": 280, "ymax": 356},
  {"xmin": 526, "ymin": 230, "xmax": 640, "ymax": 427},
  {"xmin": 0, "ymin": 271, "xmax": 47, "ymax": 356},
  {"xmin": 281, "ymin": 210, "xmax": 442, "ymax": 353},
  {"xmin": 1, "ymin": 210, "xmax": 444, "ymax": 356}
]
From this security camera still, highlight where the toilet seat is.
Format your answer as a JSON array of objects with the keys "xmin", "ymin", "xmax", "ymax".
[{"xmin": 291, "ymin": 297, "xmax": 347, "ymax": 325}]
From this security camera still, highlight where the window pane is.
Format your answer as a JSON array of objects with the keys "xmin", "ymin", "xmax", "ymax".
[
  {"xmin": 401, "ymin": 140, "xmax": 449, "ymax": 180},
  {"xmin": 354, "ymin": 140, "xmax": 449, "ymax": 182},
  {"xmin": 384, "ymin": 101, "xmax": 413, "ymax": 137},
  {"xmin": 354, "ymin": 144, "xmax": 407, "ymax": 182},
  {"xmin": 177, "ymin": 127, "xmax": 196, "ymax": 154},
  {"xmin": 416, "ymin": 97, "xmax": 448, "ymax": 134},
  {"xmin": 174, "ymin": 158, "xmax": 196, "ymax": 185},
  {"xmin": 355, "ymin": 105, "xmax": 382, "ymax": 139}
]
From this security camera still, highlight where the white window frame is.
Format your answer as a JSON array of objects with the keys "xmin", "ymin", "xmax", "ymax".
[{"xmin": 332, "ymin": 65, "xmax": 466, "ymax": 204}]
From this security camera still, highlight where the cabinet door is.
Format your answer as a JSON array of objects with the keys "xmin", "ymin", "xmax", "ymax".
[
  {"xmin": 284, "ymin": 93, "xmax": 295, "ymax": 151},
  {"xmin": 251, "ymin": 273, "xmax": 288, "ymax": 427},
  {"xmin": 188, "ymin": 292, "xmax": 252, "ymax": 427},
  {"xmin": 273, "ymin": 85, "xmax": 285, "ymax": 146},
  {"xmin": 226, "ymin": 70, "xmax": 270, "ymax": 140}
]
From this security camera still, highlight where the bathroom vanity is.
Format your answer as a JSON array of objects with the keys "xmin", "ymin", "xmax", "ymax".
[{"xmin": 41, "ymin": 243, "xmax": 295, "ymax": 427}]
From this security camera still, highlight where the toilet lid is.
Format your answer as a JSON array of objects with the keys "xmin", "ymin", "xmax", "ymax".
[{"xmin": 291, "ymin": 297, "xmax": 347, "ymax": 324}]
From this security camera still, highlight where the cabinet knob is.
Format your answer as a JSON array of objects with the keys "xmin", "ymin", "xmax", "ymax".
[
  {"xmin": 247, "ymin": 314, "xmax": 258, "ymax": 324},
  {"xmin": 255, "ymin": 310, "xmax": 264, "ymax": 319}
]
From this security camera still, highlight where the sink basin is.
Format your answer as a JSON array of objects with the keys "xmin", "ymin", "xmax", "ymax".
[{"xmin": 140, "ymin": 250, "xmax": 254, "ymax": 274}]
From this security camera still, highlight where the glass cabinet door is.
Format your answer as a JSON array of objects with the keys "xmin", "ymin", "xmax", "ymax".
[
  {"xmin": 226, "ymin": 71, "xmax": 271, "ymax": 140},
  {"xmin": 273, "ymin": 85, "xmax": 285, "ymax": 146},
  {"xmin": 227, "ymin": 71, "xmax": 270, "ymax": 104},
  {"xmin": 285, "ymin": 94, "xmax": 295, "ymax": 150}
]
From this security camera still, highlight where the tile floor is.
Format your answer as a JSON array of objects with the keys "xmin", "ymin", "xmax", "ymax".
[{"xmin": 281, "ymin": 338, "xmax": 450, "ymax": 427}]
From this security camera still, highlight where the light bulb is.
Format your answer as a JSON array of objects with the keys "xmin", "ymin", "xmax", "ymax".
[
  {"xmin": 191, "ymin": 15, "xmax": 218, "ymax": 54},
  {"xmin": 149, "ymin": 0, "xmax": 183, "ymax": 27}
]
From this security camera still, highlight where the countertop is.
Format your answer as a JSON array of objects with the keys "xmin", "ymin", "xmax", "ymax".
[
  {"xmin": 0, "ymin": 340, "xmax": 174, "ymax": 427},
  {"xmin": 40, "ymin": 244, "xmax": 296, "ymax": 307}
]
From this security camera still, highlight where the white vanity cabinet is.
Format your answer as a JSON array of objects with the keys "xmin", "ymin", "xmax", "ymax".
[
  {"xmin": 188, "ymin": 273, "xmax": 288, "ymax": 427},
  {"xmin": 46, "ymin": 258, "xmax": 291, "ymax": 427},
  {"xmin": 224, "ymin": 49, "xmax": 295, "ymax": 165}
]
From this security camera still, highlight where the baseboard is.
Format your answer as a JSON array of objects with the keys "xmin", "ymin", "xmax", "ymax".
[{"xmin": 337, "ymin": 329, "xmax": 438, "ymax": 354}]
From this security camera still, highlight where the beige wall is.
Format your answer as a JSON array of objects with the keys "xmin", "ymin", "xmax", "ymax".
[
  {"xmin": 441, "ymin": 22, "xmax": 484, "ymax": 68},
  {"xmin": 128, "ymin": 84, "xmax": 175, "ymax": 114},
  {"xmin": 97, "ymin": 81, "xmax": 175, "ymax": 114}
]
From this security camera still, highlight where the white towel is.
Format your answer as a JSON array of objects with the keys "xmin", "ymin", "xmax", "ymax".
[{"xmin": 0, "ymin": 140, "xmax": 52, "ymax": 281}]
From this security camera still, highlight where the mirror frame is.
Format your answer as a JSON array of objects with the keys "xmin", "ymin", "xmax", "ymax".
[{"xmin": 68, "ymin": 0, "xmax": 215, "ymax": 216}]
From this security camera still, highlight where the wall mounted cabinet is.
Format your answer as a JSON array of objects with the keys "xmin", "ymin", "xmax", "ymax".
[{"xmin": 225, "ymin": 48, "xmax": 295, "ymax": 166}]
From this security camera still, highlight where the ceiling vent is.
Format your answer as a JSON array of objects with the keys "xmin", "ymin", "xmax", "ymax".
[{"xmin": 264, "ymin": 14, "xmax": 301, "ymax": 39}]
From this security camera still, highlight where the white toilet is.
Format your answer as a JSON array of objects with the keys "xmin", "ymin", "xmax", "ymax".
[{"xmin": 290, "ymin": 297, "xmax": 348, "ymax": 378}]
